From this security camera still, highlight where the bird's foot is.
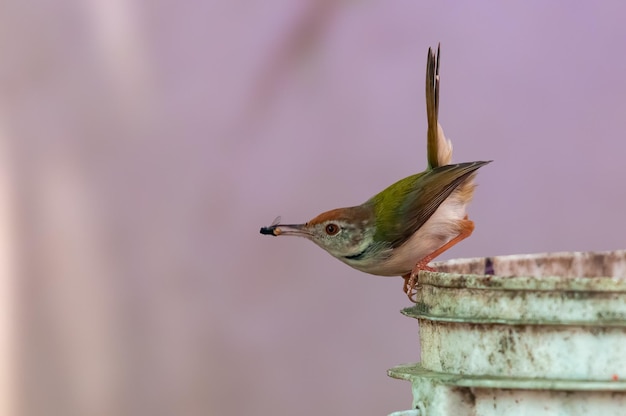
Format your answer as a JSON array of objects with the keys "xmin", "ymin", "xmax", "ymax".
[
  {"xmin": 402, "ymin": 219, "xmax": 475, "ymax": 301},
  {"xmin": 403, "ymin": 262, "xmax": 436, "ymax": 303}
]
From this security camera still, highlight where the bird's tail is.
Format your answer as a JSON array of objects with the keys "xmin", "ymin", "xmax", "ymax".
[{"xmin": 426, "ymin": 44, "xmax": 453, "ymax": 169}]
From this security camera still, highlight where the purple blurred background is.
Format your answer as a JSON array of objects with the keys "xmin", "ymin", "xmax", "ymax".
[{"xmin": 2, "ymin": 1, "xmax": 626, "ymax": 415}]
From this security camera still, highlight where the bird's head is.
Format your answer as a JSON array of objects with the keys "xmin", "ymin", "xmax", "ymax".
[{"xmin": 260, "ymin": 205, "xmax": 377, "ymax": 260}]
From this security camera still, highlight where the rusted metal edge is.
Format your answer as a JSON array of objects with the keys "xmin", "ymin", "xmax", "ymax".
[
  {"xmin": 388, "ymin": 363, "xmax": 626, "ymax": 391},
  {"xmin": 418, "ymin": 272, "xmax": 626, "ymax": 292},
  {"xmin": 401, "ymin": 307, "xmax": 626, "ymax": 327}
]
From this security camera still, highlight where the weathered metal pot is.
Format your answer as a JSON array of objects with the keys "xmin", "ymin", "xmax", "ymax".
[{"xmin": 388, "ymin": 250, "xmax": 626, "ymax": 416}]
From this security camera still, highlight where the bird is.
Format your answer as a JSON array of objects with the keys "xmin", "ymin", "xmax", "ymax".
[{"xmin": 260, "ymin": 45, "xmax": 490, "ymax": 301}]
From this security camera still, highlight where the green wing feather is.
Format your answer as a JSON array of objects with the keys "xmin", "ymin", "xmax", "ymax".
[{"xmin": 366, "ymin": 161, "xmax": 490, "ymax": 249}]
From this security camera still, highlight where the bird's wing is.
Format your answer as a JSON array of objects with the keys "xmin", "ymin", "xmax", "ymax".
[{"xmin": 369, "ymin": 161, "xmax": 490, "ymax": 249}]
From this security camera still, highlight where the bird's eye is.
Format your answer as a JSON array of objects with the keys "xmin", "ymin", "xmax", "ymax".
[{"xmin": 325, "ymin": 223, "xmax": 340, "ymax": 235}]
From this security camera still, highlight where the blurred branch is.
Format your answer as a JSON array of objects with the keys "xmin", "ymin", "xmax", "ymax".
[{"xmin": 248, "ymin": 0, "xmax": 342, "ymax": 118}]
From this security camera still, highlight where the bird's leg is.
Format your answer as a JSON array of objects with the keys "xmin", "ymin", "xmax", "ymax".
[
  {"xmin": 402, "ymin": 273, "xmax": 410, "ymax": 296},
  {"xmin": 404, "ymin": 217, "xmax": 475, "ymax": 302},
  {"xmin": 403, "ymin": 269, "xmax": 433, "ymax": 302}
]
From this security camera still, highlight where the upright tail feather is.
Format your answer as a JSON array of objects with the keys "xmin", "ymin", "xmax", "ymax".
[{"xmin": 426, "ymin": 44, "xmax": 453, "ymax": 169}]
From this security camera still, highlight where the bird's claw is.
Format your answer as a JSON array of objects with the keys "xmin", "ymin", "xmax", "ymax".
[{"xmin": 403, "ymin": 262, "xmax": 435, "ymax": 303}]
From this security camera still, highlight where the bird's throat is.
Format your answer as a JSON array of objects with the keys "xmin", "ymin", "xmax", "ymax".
[{"xmin": 343, "ymin": 246, "xmax": 370, "ymax": 261}]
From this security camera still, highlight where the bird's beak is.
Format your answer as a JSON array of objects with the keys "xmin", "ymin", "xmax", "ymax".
[{"xmin": 260, "ymin": 223, "xmax": 310, "ymax": 237}]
